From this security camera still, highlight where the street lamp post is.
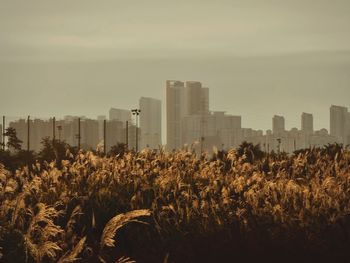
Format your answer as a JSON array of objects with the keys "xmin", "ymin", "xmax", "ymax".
[{"xmin": 131, "ymin": 109, "xmax": 141, "ymax": 152}]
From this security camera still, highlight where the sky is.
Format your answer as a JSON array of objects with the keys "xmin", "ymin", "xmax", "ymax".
[{"xmin": 1, "ymin": 0, "xmax": 350, "ymax": 143}]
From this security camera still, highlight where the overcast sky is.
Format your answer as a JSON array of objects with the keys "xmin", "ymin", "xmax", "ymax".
[{"xmin": 1, "ymin": 0, "xmax": 350, "ymax": 143}]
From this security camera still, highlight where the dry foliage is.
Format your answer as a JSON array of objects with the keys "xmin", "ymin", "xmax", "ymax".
[{"xmin": 0, "ymin": 146, "xmax": 350, "ymax": 262}]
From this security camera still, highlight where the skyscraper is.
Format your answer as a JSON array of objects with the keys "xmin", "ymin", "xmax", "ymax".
[
  {"xmin": 139, "ymin": 97, "xmax": 161, "ymax": 150},
  {"xmin": 301, "ymin": 112, "xmax": 313, "ymax": 134},
  {"xmin": 186, "ymin": 81, "xmax": 202, "ymax": 115},
  {"xmin": 185, "ymin": 81, "xmax": 210, "ymax": 115},
  {"xmin": 272, "ymin": 115, "xmax": 285, "ymax": 135},
  {"xmin": 166, "ymin": 80, "xmax": 211, "ymax": 150},
  {"xmin": 330, "ymin": 105, "xmax": 348, "ymax": 143},
  {"xmin": 166, "ymin": 80, "xmax": 186, "ymax": 150},
  {"xmin": 201, "ymin": 87, "xmax": 209, "ymax": 114}
]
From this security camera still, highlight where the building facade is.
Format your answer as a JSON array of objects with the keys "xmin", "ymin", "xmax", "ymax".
[
  {"xmin": 330, "ymin": 105, "xmax": 348, "ymax": 144},
  {"xmin": 272, "ymin": 115, "xmax": 285, "ymax": 136},
  {"xmin": 109, "ymin": 108, "xmax": 131, "ymax": 124},
  {"xmin": 139, "ymin": 97, "xmax": 161, "ymax": 150}
]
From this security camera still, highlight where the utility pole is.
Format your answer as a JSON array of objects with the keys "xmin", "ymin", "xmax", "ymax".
[
  {"xmin": 2, "ymin": 116, "xmax": 5, "ymax": 151},
  {"xmin": 27, "ymin": 115, "xmax": 30, "ymax": 152},
  {"xmin": 126, "ymin": 121, "xmax": 129, "ymax": 150},
  {"xmin": 103, "ymin": 119, "xmax": 107, "ymax": 155},
  {"xmin": 131, "ymin": 109, "xmax": 141, "ymax": 152},
  {"xmin": 77, "ymin": 118, "xmax": 81, "ymax": 150},
  {"xmin": 52, "ymin": 117, "xmax": 56, "ymax": 142}
]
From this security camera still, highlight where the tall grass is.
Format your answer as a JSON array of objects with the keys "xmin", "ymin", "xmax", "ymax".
[{"xmin": 1, "ymin": 146, "xmax": 350, "ymax": 262}]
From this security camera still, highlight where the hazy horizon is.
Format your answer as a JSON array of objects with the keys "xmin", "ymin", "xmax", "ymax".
[{"xmin": 1, "ymin": 0, "xmax": 350, "ymax": 143}]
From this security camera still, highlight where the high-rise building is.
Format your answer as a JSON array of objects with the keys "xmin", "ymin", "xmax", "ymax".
[
  {"xmin": 139, "ymin": 97, "xmax": 161, "ymax": 150},
  {"xmin": 166, "ymin": 80, "xmax": 186, "ymax": 150},
  {"xmin": 201, "ymin": 87, "xmax": 209, "ymax": 114},
  {"xmin": 301, "ymin": 112, "xmax": 313, "ymax": 134},
  {"xmin": 109, "ymin": 108, "xmax": 131, "ymax": 125},
  {"xmin": 186, "ymin": 81, "xmax": 202, "ymax": 115},
  {"xmin": 330, "ymin": 105, "xmax": 348, "ymax": 144},
  {"xmin": 166, "ymin": 80, "xmax": 211, "ymax": 150},
  {"xmin": 185, "ymin": 81, "xmax": 210, "ymax": 115},
  {"xmin": 272, "ymin": 115, "xmax": 285, "ymax": 135}
]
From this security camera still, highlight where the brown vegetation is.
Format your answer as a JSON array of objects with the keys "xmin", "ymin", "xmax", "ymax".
[{"xmin": 1, "ymin": 146, "xmax": 350, "ymax": 262}]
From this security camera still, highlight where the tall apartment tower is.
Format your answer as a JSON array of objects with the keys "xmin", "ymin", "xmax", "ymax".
[
  {"xmin": 166, "ymin": 80, "xmax": 210, "ymax": 150},
  {"xmin": 201, "ymin": 87, "xmax": 209, "ymax": 114},
  {"xmin": 185, "ymin": 81, "xmax": 209, "ymax": 115},
  {"xmin": 166, "ymin": 80, "xmax": 186, "ymax": 150},
  {"xmin": 139, "ymin": 97, "xmax": 162, "ymax": 150},
  {"xmin": 301, "ymin": 112, "xmax": 313, "ymax": 134},
  {"xmin": 330, "ymin": 105, "xmax": 348, "ymax": 144},
  {"xmin": 272, "ymin": 115, "xmax": 285, "ymax": 135}
]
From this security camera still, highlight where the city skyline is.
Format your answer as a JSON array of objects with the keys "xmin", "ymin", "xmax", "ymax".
[
  {"xmin": 1, "ymin": 1, "xmax": 350, "ymax": 138},
  {"xmin": 2, "ymin": 79, "xmax": 349, "ymax": 153},
  {"xmin": 1, "ymin": 82, "xmax": 349, "ymax": 143}
]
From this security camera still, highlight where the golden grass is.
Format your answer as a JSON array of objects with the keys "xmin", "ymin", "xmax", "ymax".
[{"xmin": 0, "ymin": 147, "xmax": 350, "ymax": 262}]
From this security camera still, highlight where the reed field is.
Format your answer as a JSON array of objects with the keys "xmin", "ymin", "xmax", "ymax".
[{"xmin": 1, "ymin": 144, "xmax": 350, "ymax": 263}]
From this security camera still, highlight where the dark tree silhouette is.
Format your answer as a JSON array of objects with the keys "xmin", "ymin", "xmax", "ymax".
[
  {"xmin": 38, "ymin": 137, "xmax": 71, "ymax": 165},
  {"xmin": 236, "ymin": 141, "xmax": 264, "ymax": 163},
  {"xmin": 108, "ymin": 142, "xmax": 127, "ymax": 158},
  {"xmin": 4, "ymin": 127, "xmax": 22, "ymax": 151}
]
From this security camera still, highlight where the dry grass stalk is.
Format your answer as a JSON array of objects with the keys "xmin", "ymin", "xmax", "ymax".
[{"xmin": 100, "ymin": 209, "xmax": 151, "ymax": 249}]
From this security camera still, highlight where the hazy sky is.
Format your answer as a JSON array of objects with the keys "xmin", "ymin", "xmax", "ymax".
[{"xmin": 1, "ymin": 0, "xmax": 350, "ymax": 143}]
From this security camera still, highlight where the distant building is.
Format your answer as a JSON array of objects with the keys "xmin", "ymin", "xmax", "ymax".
[
  {"xmin": 185, "ymin": 81, "xmax": 210, "ymax": 115},
  {"xmin": 80, "ymin": 119, "xmax": 99, "ymax": 150},
  {"xmin": 105, "ymin": 120, "xmax": 124, "ymax": 151},
  {"xmin": 9, "ymin": 118, "xmax": 52, "ymax": 152},
  {"xmin": 166, "ymin": 80, "xmax": 186, "ymax": 150},
  {"xmin": 301, "ymin": 112, "xmax": 313, "ymax": 134},
  {"xmin": 59, "ymin": 117, "xmax": 99, "ymax": 150},
  {"xmin": 182, "ymin": 111, "xmax": 241, "ymax": 153},
  {"xmin": 97, "ymin": 115, "xmax": 106, "ymax": 142},
  {"xmin": 201, "ymin": 87, "xmax": 209, "ymax": 114},
  {"xmin": 109, "ymin": 108, "xmax": 131, "ymax": 125},
  {"xmin": 272, "ymin": 115, "xmax": 285, "ymax": 135},
  {"xmin": 330, "ymin": 105, "xmax": 348, "ymax": 144},
  {"xmin": 139, "ymin": 97, "xmax": 161, "ymax": 150},
  {"xmin": 166, "ymin": 80, "xmax": 211, "ymax": 150}
]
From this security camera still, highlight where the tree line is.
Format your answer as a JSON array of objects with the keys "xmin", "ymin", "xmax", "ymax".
[{"xmin": 0, "ymin": 127, "xmax": 127, "ymax": 172}]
